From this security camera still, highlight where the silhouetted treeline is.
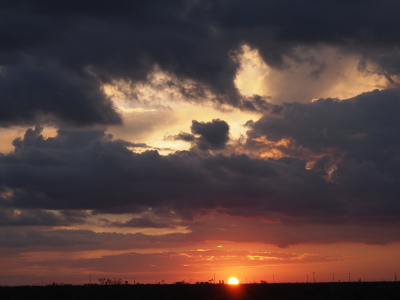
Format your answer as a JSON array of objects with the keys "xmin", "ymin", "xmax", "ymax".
[
  {"xmin": 97, "ymin": 277, "xmax": 123, "ymax": 285},
  {"xmin": 1, "ymin": 282, "xmax": 400, "ymax": 300}
]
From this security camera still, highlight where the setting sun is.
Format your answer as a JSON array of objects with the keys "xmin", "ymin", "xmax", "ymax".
[{"xmin": 228, "ymin": 278, "xmax": 239, "ymax": 285}]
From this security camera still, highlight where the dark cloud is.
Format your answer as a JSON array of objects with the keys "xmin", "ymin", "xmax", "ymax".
[
  {"xmin": 0, "ymin": 0, "xmax": 241, "ymax": 125},
  {"xmin": 191, "ymin": 119, "xmax": 230, "ymax": 150},
  {"xmin": 169, "ymin": 132, "xmax": 196, "ymax": 142},
  {"xmin": 2, "ymin": 214, "xmax": 400, "ymax": 249},
  {"xmin": 246, "ymin": 88, "xmax": 400, "ymax": 166},
  {"xmin": 0, "ymin": 228, "xmax": 190, "ymax": 249},
  {"xmin": 0, "ymin": 64, "xmax": 121, "ymax": 127},
  {"xmin": 185, "ymin": 216, "xmax": 400, "ymax": 248},
  {"xmin": 0, "ymin": 208, "xmax": 87, "ymax": 226},
  {"xmin": 2, "ymin": 1, "xmax": 400, "ymax": 125},
  {"xmin": 0, "ymin": 124, "xmax": 336, "ymax": 221},
  {"xmin": 172, "ymin": 119, "xmax": 230, "ymax": 151},
  {"xmin": 107, "ymin": 217, "xmax": 173, "ymax": 229},
  {"xmin": 246, "ymin": 88, "xmax": 400, "ymax": 220},
  {"xmin": 2, "ymin": 0, "xmax": 400, "ymax": 249},
  {"xmin": 0, "ymin": 97, "xmax": 399, "ymax": 243},
  {"xmin": 11, "ymin": 125, "xmax": 148, "ymax": 153},
  {"xmin": 247, "ymin": 88, "xmax": 400, "ymax": 156},
  {"xmin": 0, "ymin": 229, "xmax": 128, "ymax": 248}
]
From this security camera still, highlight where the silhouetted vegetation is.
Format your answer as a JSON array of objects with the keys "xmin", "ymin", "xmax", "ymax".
[
  {"xmin": 97, "ymin": 277, "xmax": 123, "ymax": 285},
  {"xmin": 1, "ymin": 282, "xmax": 400, "ymax": 300}
]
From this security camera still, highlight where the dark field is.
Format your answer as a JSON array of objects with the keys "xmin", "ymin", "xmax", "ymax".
[{"xmin": 1, "ymin": 282, "xmax": 399, "ymax": 300}]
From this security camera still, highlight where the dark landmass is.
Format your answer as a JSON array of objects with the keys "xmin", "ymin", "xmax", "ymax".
[{"xmin": 1, "ymin": 282, "xmax": 399, "ymax": 300}]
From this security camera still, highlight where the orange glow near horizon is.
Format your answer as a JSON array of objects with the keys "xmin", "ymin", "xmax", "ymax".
[{"xmin": 228, "ymin": 278, "xmax": 239, "ymax": 284}]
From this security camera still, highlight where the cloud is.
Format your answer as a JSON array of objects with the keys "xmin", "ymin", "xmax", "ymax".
[
  {"xmin": 2, "ymin": 211, "xmax": 400, "ymax": 249},
  {"xmin": 245, "ymin": 88, "xmax": 400, "ymax": 220},
  {"xmin": 172, "ymin": 119, "xmax": 230, "ymax": 151},
  {"xmin": 0, "ymin": 100, "xmax": 398, "ymax": 232},
  {"xmin": 247, "ymin": 88, "xmax": 400, "ymax": 156},
  {"xmin": 0, "ymin": 229, "xmax": 126, "ymax": 248},
  {"xmin": 2, "ymin": 0, "xmax": 400, "ymax": 127},
  {"xmin": 0, "ymin": 64, "xmax": 122, "ymax": 127},
  {"xmin": 0, "ymin": 208, "xmax": 87, "ymax": 227},
  {"xmin": 107, "ymin": 217, "xmax": 173, "ymax": 229},
  {"xmin": 0, "ymin": 124, "xmax": 337, "ymax": 222},
  {"xmin": 19, "ymin": 249, "xmax": 347, "ymax": 275},
  {"xmin": 245, "ymin": 88, "xmax": 400, "ymax": 182},
  {"xmin": 191, "ymin": 119, "xmax": 230, "ymax": 150},
  {"xmin": 4, "ymin": 1, "xmax": 400, "ymax": 285},
  {"xmin": 2, "ymin": 0, "xmax": 400, "ymax": 248},
  {"xmin": 169, "ymin": 132, "xmax": 196, "ymax": 143},
  {"xmin": 0, "ymin": 93, "xmax": 399, "ymax": 245}
]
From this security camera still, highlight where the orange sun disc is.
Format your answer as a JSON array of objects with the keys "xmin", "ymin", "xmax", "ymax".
[{"xmin": 228, "ymin": 278, "xmax": 239, "ymax": 284}]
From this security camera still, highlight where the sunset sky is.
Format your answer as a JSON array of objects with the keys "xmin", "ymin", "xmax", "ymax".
[{"xmin": 1, "ymin": 0, "xmax": 400, "ymax": 286}]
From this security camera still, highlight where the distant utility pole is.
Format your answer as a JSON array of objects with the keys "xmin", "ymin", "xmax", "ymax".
[
  {"xmin": 313, "ymin": 272, "xmax": 315, "ymax": 283},
  {"xmin": 348, "ymin": 273, "xmax": 351, "ymax": 282},
  {"xmin": 332, "ymin": 274, "xmax": 334, "ymax": 282},
  {"xmin": 395, "ymin": 274, "xmax": 397, "ymax": 282}
]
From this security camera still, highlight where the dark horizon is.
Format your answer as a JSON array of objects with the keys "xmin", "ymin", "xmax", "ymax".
[{"xmin": 2, "ymin": 281, "xmax": 400, "ymax": 300}]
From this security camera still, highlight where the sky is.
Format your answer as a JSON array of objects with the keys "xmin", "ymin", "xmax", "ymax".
[{"xmin": 1, "ymin": 0, "xmax": 400, "ymax": 286}]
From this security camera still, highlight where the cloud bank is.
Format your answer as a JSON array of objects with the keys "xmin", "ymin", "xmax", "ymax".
[
  {"xmin": 1, "ymin": 0, "xmax": 400, "ymax": 126},
  {"xmin": 2, "ymin": 0, "xmax": 400, "ymax": 284},
  {"xmin": 2, "ymin": 88, "xmax": 400, "ymax": 247}
]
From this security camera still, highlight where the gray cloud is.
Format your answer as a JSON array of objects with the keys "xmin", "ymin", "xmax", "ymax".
[
  {"xmin": 0, "ymin": 112, "xmax": 396, "ymax": 230},
  {"xmin": 0, "ymin": 64, "xmax": 122, "ymax": 127},
  {"xmin": 2, "ymin": 0, "xmax": 400, "ymax": 249},
  {"xmin": 0, "ymin": 208, "xmax": 87, "ymax": 227},
  {"xmin": 172, "ymin": 119, "xmax": 230, "ymax": 151},
  {"xmin": 191, "ymin": 119, "xmax": 230, "ymax": 150},
  {"xmin": 107, "ymin": 217, "xmax": 173, "ymax": 229},
  {"xmin": 0, "ymin": 229, "xmax": 134, "ymax": 248},
  {"xmin": 247, "ymin": 88, "xmax": 400, "ymax": 156},
  {"xmin": 0, "ymin": 100, "xmax": 399, "ymax": 239},
  {"xmin": 246, "ymin": 88, "xmax": 400, "ymax": 220},
  {"xmin": 2, "ymin": 1, "xmax": 400, "ymax": 125},
  {"xmin": 0, "ymin": 228, "xmax": 190, "ymax": 249},
  {"xmin": 2, "ymin": 215, "xmax": 400, "ymax": 249},
  {"xmin": 169, "ymin": 132, "xmax": 196, "ymax": 142},
  {"xmin": 0, "ymin": 124, "xmax": 336, "ymax": 220}
]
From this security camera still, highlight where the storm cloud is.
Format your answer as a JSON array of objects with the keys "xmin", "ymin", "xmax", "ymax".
[
  {"xmin": 2, "ymin": 0, "xmax": 400, "ymax": 284},
  {"xmin": 2, "ymin": 0, "xmax": 400, "ymax": 126},
  {"xmin": 0, "ymin": 125, "xmax": 333, "ymax": 218},
  {"xmin": 2, "ymin": 107, "xmax": 400, "ymax": 232},
  {"xmin": 172, "ymin": 119, "xmax": 230, "ymax": 151}
]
